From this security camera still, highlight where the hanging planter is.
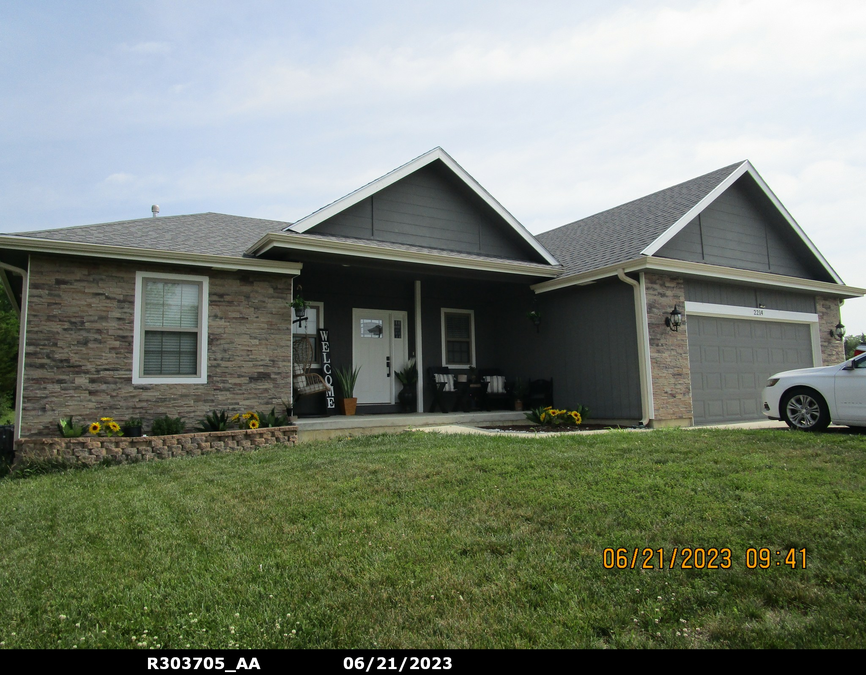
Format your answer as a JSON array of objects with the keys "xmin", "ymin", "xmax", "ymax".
[
  {"xmin": 291, "ymin": 285, "xmax": 310, "ymax": 325},
  {"xmin": 527, "ymin": 310, "xmax": 542, "ymax": 333}
]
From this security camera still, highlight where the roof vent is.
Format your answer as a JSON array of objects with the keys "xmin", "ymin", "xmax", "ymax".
[{"xmin": 151, "ymin": 204, "xmax": 160, "ymax": 217}]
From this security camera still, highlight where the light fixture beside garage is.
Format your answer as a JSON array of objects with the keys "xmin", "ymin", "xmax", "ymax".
[
  {"xmin": 664, "ymin": 305, "xmax": 683, "ymax": 332},
  {"xmin": 831, "ymin": 323, "xmax": 846, "ymax": 341}
]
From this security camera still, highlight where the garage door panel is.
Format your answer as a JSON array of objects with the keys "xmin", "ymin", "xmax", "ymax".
[{"xmin": 689, "ymin": 315, "xmax": 814, "ymax": 425}]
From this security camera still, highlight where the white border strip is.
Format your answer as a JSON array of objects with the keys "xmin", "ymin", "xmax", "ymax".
[
  {"xmin": 132, "ymin": 271, "xmax": 210, "ymax": 384},
  {"xmin": 684, "ymin": 301, "xmax": 818, "ymax": 324},
  {"xmin": 14, "ymin": 256, "xmax": 30, "ymax": 439}
]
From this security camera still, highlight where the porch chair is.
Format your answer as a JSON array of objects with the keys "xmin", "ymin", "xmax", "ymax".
[
  {"xmin": 427, "ymin": 366, "xmax": 459, "ymax": 413},
  {"xmin": 478, "ymin": 368, "xmax": 511, "ymax": 411},
  {"xmin": 527, "ymin": 378, "xmax": 554, "ymax": 409},
  {"xmin": 292, "ymin": 336, "xmax": 331, "ymax": 401}
]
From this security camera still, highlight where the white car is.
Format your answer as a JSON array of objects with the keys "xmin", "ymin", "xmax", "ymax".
[{"xmin": 762, "ymin": 352, "xmax": 866, "ymax": 431}]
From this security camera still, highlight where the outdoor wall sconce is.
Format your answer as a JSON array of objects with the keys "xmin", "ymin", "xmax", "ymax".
[
  {"xmin": 664, "ymin": 305, "xmax": 683, "ymax": 332},
  {"xmin": 831, "ymin": 323, "xmax": 846, "ymax": 341}
]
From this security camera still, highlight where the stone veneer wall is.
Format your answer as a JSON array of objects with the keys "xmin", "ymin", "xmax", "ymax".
[
  {"xmin": 13, "ymin": 425, "xmax": 298, "ymax": 470},
  {"xmin": 20, "ymin": 254, "xmax": 294, "ymax": 438},
  {"xmin": 816, "ymin": 295, "xmax": 845, "ymax": 365},
  {"xmin": 643, "ymin": 273, "xmax": 693, "ymax": 426}
]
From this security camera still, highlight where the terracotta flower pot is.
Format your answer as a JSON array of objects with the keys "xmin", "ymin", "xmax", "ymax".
[{"xmin": 338, "ymin": 398, "xmax": 357, "ymax": 416}]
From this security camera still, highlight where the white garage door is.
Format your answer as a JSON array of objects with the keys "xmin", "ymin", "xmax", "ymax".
[{"xmin": 688, "ymin": 316, "xmax": 814, "ymax": 424}]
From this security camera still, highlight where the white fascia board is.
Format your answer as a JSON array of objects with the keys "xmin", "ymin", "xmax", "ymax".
[
  {"xmin": 531, "ymin": 255, "xmax": 866, "ymax": 298},
  {"xmin": 0, "ymin": 235, "xmax": 302, "ymax": 276},
  {"xmin": 250, "ymin": 232, "xmax": 560, "ymax": 278},
  {"xmin": 285, "ymin": 147, "xmax": 560, "ymax": 266},
  {"xmin": 641, "ymin": 161, "xmax": 844, "ymax": 284}
]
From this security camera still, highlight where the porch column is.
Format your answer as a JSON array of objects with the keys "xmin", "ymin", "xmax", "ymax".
[{"xmin": 415, "ymin": 280, "xmax": 423, "ymax": 412}]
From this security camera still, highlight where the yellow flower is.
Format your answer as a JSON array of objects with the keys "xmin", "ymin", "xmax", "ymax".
[
  {"xmin": 231, "ymin": 414, "xmax": 240, "ymax": 421},
  {"xmin": 250, "ymin": 412, "xmax": 260, "ymax": 422},
  {"xmin": 242, "ymin": 413, "xmax": 251, "ymax": 419},
  {"xmin": 88, "ymin": 422, "xmax": 101, "ymax": 434},
  {"xmin": 249, "ymin": 419, "xmax": 259, "ymax": 430},
  {"xmin": 108, "ymin": 421, "xmax": 121, "ymax": 433},
  {"xmin": 100, "ymin": 417, "xmax": 113, "ymax": 422}
]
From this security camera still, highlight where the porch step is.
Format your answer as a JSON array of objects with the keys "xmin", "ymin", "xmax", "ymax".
[{"xmin": 294, "ymin": 410, "xmax": 527, "ymax": 443}]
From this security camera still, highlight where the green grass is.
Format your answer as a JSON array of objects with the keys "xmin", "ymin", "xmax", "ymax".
[{"xmin": 1, "ymin": 428, "xmax": 865, "ymax": 649}]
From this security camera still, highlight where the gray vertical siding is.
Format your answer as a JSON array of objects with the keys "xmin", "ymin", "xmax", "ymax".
[
  {"xmin": 495, "ymin": 279, "xmax": 642, "ymax": 420},
  {"xmin": 656, "ymin": 175, "xmax": 829, "ymax": 281},
  {"xmin": 312, "ymin": 162, "xmax": 537, "ymax": 262},
  {"xmin": 684, "ymin": 279, "xmax": 816, "ymax": 313},
  {"xmin": 290, "ymin": 263, "xmax": 641, "ymax": 420}
]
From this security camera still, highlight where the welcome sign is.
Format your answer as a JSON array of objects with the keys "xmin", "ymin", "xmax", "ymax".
[{"xmin": 319, "ymin": 328, "xmax": 336, "ymax": 413}]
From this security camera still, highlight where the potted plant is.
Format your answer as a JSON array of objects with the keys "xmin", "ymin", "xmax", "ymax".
[
  {"xmin": 335, "ymin": 365, "xmax": 361, "ymax": 415},
  {"xmin": 513, "ymin": 377, "xmax": 529, "ymax": 411},
  {"xmin": 123, "ymin": 416, "xmax": 143, "ymax": 437},
  {"xmin": 395, "ymin": 359, "xmax": 418, "ymax": 413},
  {"xmin": 290, "ymin": 286, "xmax": 310, "ymax": 320},
  {"xmin": 527, "ymin": 310, "xmax": 542, "ymax": 333}
]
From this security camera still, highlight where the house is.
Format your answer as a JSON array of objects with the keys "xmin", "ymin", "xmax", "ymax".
[{"xmin": 0, "ymin": 147, "xmax": 862, "ymax": 439}]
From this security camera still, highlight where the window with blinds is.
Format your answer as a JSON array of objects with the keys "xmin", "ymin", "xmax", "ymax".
[
  {"xmin": 142, "ymin": 281, "xmax": 201, "ymax": 375},
  {"xmin": 441, "ymin": 309, "xmax": 475, "ymax": 367},
  {"xmin": 133, "ymin": 272, "xmax": 208, "ymax": 383}
]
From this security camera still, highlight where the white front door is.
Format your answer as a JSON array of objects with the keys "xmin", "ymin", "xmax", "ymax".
[{"xmin": 352, "ymin": 308, "xmax": 408, "ymax": 404}]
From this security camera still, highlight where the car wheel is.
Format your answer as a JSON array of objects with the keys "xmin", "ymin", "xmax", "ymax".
[{"xmin": 781, "ymin": 388, "xmax": 830, "ymax": 432}]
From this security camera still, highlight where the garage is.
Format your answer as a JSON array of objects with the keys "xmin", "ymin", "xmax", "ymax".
[{"xmin": 688, "ymin": 314, "xmax": 815, "ymax": 424}]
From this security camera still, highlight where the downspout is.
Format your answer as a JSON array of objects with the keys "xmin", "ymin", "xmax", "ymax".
[{"xmin": 617, "ymin": 268, "xmax": 652, "ymax": 427}]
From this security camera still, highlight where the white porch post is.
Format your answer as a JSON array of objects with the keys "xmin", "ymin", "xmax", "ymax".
[{"xmin": 415, "ymin": 280, "xmax": 423, "ymax": 412}]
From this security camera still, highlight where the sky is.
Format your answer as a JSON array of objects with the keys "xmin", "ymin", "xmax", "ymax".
[{"xmin": 2, "ymin": 0, "xmax": 865, "ymax": 333}]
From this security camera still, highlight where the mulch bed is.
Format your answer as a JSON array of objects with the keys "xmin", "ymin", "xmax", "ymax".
[{"xmin": 479, "ymin": 424, "xmax": 629, "ymax": 433}]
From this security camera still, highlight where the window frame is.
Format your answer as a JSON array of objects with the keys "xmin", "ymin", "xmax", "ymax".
[
  {"xmin": 441, "ymin": 307, "xmax": 475, "ymax": 368},
  {"xmin": 292, "ymin": 301, "xmax": 324, "ymax": 367},
  {"xmin": 132, "ymin": 271, "xmax": 209, "ymax": 384}
]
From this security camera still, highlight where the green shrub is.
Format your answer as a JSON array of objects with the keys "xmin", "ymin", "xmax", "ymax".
[
  {"xmin": 256, "ymin": 407, "xmax": 290, "ymax": 428},
  {"xmin": 151, "ymin": 415, "xmax": 185, "ymax": 436},
  {"xmin": 196, "ymin": 410, "xmax": 230, "ymax": 432},
  {"xmin": 57, "ymin": 416, "xmax": 85, "ymax": 438}
]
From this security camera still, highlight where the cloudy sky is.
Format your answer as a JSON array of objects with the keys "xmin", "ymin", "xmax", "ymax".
[{"xmin": 3, "ymin": 0, "xmax": 865, "ymax": 332}]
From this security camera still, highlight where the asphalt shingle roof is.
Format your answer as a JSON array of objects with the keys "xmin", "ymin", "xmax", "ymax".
[
  {"xmin": 9, "ymin": 212, "xmax": 290, "ymax": 258},
  {"xmin": 536, "ymin": 162, "xmax": 744, "ymax": 276},
  {"xmin": 278, "ymin": 230, "xmax": 560, "ymax": 272}
]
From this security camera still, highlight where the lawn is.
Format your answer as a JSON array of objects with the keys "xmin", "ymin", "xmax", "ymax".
[{"xmin": 1, "ymin": 428, "xmax": 865, "ymax": 649}]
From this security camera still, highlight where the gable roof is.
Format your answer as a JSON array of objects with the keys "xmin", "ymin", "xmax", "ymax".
[
  {"xmin": 0, "ymin": 212, "xmax": 301, "ymax": 275},
  {"xmin": 286, "ymin": 147, "xmax": 559, "ymax": 266},
  {"xmin": 536, "ymin": 161, "xmax": 844, "ymax": 285},
  {"xmin": 11, "ymin": 212, "xmax": 287, "ymax": 258}
]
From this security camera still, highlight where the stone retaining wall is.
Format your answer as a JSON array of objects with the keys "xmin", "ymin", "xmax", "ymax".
[{"xmin": 12, "ymin": 425, "xmax": 298, "ymax": 470}]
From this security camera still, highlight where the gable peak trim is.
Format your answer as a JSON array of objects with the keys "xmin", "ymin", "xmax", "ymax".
[
  {"xmin": 284, "ymin": 147, "xmax": 559, "ymax": 266},
  {"xmin": 641, "ymin": 161, "xmax": 843, "ymax": 284}
]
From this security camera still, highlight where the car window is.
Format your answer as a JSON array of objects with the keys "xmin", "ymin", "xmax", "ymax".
[{"xmin": 855, "ymin": 356, "xmax": 866, "ymax": 369}]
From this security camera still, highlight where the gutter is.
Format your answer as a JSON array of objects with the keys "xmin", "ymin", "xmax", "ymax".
[{"xmin": 617, "ymin": 269, "xmax": 652, "ymax": 427}]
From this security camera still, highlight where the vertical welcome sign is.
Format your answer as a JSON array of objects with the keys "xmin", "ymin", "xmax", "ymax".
[{"xmin": 319, "ymin": 328, "xmax": 336, "ymax": 413}]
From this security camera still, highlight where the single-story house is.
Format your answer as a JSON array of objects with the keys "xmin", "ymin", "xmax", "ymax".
[{"xmin": 1, "ymin": 147, "xmax": 863, "ymax": 438}]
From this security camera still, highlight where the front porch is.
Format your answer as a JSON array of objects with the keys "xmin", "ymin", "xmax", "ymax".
[{"xmin": 294, "ymin": 409, "xmax": 527, "ymax": 442}]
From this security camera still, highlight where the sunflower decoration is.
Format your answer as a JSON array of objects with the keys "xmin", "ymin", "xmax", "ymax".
[
  {"xmin": 88, "ymin": 421, "xmax": 101, "ymax": 435},
  {"xmin": 108, "ymin": 421, "xmax": 122, "ymax": 434},
  {"xmin": 100, "ymin": 417, "xmax": 114, "ymax": 423},
  {"xmin": 249, "ymin": 419, "xmax": 260, "ymax": 430}
]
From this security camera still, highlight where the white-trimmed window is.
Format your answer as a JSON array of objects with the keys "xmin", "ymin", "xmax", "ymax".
[
  {"xmin": 292, "ymin": 302, "xmax": 324, "ymax": 366},
  {"xmin": 441, "ymin": 308, "xmax": 475, "ymax": 367},
  {"xmin": 132, "ymin": 271, "xmax": 208, "ymax": 384}
]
